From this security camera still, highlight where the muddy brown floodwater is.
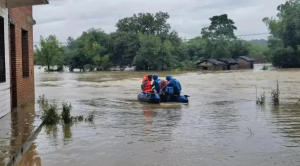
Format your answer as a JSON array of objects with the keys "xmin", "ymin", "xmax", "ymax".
[{"xmin": 17, "ymin": 64, "xmax": 300, "ymax": 166}]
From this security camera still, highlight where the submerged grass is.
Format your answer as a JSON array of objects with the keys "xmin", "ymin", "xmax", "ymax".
[
  {"xmin": 37, "ymin": 95, "xmax": 49, "ymax": 109},
  {"xmin": 261, "ymin": 65, "xmax": 268, "ymax": 70},
  {"xmin": 72, "ymin": 115, "xmax": 84, "ymax": 122},
  {"xmin": 271, "ymin": 80, "xmax": 280, "ymax": 105},
  {"xmin": 256, "ymin": 86, "xmax": 265, "ymax": 105},
  {"xmin": 86, "ymin": 111, "xmax": 95, "ymax": 122},
  {"xmin": 247, "ymin": 127, "xmax": 254, "ymax": 137},
  {"xmin": 37, "ymin": 95, "xmax": 95, "ymax": 125},
  {"xmin": 256, "ymin": 80, "xmax": 280, "ymax": 106},
  {"xmin": 256, "ymin": 92, "xmax": 266, "ymax": 105}
]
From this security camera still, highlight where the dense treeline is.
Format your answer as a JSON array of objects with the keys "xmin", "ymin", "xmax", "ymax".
[
  {"xmin": 34, "ymin": 11, "xmax": 269, "ymax": 72},
  {"xmin": 263, "ymin": 0, "xmax": 300, "ymax": 68}
]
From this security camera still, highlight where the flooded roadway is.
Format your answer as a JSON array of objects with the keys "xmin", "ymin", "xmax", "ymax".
[{"xmin": 17, "ymin": 64, "xmax": 300, "ymax": 166}]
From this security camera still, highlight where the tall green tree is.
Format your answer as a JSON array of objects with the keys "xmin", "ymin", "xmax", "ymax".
[
  {"xmin": 185, "ymin": 37, "xmax": 207, "ymax": 59},
  {"xmin": 229, "ymin": 39, "xmax": 250, "ymax": 59},
  {"xmin": 108, "ymin": 32, "xmax": 139, "ymax": 70},
  {"xmin": 116, "ymin": 11, "xmax": 183, "ymax": 70},
  {"xmin": 65, "ymin": 28, "xmax": 111, "ymax": 71},
  {"xmin": 34, "ymin": 11, "xmax": 277, "ymax": 72},
  {"xmin": 263, "ymin": 0, "xmax": 300, "ymax": 49},
  {"xmin": 133, "ymin": 33, "xmax": 174, "ymax": 70},
  {"xmin": 161, "ymin": 30, "xmax": 183, "ymax": 60},
  {"xmin": 201, "ymin": 14, "xmax": 238, "ymax": 59},
  {"xmin": 206, "ymin": 39, "xmax": 232, "ymax": 59},
  {"xmin": 263, "ymin": 0, "xmax": 300, "ymax": 67},
  {"xmin": 116, "ymin": 11, "xmax": 171, "ymax": 35},
  {"xmin": 34, "ymin": 35, "xmax": 64, "ymax": 71},
  {"xmin": 201, "ymin": 14, "xmax": 237, "ymax": 41},
  {"xmin": 247, "ymin": 43, "xmax": 270, "ymax": 62}
]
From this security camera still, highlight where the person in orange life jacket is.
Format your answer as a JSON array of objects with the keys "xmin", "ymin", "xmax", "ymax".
[{"xmin": 141, "ymin": 75, "xmax": 153, "ymax": 92}]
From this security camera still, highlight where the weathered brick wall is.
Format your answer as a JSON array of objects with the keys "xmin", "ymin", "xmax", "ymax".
[
  {"xmin": 230, "ymin": 64, "xmax": 238, "ymax": 70},
  {"xmin": 9, "ymin": 6, "xmax": 34, "ymax": 108},
  {"xmin": 237, "ymin": 58, "xmax": 251, "ymax": 69}
]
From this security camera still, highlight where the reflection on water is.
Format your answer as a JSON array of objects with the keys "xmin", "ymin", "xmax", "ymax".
[
  {"xmin": 44, "ymin": 125, "xmax": 58, "ymax": 145},
  {"xmin": 16, "ymin": 143, "xmax": 41, "ymax": 166},
  {"xmin": 42, "ymin": 123, "xmax": 75, "ymax": 147},
  {"xmin": 0, "ymin": 101, "xmax": 39, "ymax": 165},
  {"xmin": 17, "ymin": 65, "xmax": 300, "ymax": 165},
  {"xmin": 62, "ymin": 124, "xmax": 72, "ymax": 141},
  {"xmin": 10, "ymin": 103, "xmax": 36, "ymax": 152},
  {"xmin": 269, "ymin": 104, "xmax": 300, "ymax": 147}
]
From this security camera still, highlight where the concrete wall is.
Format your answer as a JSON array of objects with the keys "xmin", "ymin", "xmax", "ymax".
[
  {"xmin": 0, "ymin": 0, "xmax": 11, "ymax": 118},
  {"xmin": 237, "ymin": 58, "xmax": 252, "ymax": 69},
  {"xmin": 9, "ymin": 7, "xmax": 35, "ymax": 107}
]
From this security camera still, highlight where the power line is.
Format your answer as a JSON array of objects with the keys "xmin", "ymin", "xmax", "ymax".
[
  {"xmin": 237, "ymin": 33, "xmax": 269, "ymax": 36},
  {"xmin": 33, "ymin": 32, "xmax": 271, "ymax": 44}
]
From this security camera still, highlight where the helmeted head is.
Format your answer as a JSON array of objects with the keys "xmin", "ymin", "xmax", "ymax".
[
  {"xmin": 153, "ymin": 73, "xmax": 158, "ymax": 80},
  {"xmin": 166, "ymin": 75, "xmax": 172, "ymax": 81}
]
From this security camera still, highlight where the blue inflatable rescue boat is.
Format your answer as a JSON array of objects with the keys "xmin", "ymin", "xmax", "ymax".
[{"xmin": 137, "ymin": 92, "xmax": 189, "ymax": 104}]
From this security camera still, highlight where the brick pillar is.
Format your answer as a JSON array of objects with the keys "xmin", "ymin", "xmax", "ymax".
[{"xmin": 9, "ymin": 6, "xmax": 35, "ymax": 108}]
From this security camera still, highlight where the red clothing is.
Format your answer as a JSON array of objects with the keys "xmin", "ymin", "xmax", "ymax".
[
  {"xmin": 142, "ymin": 75, "xmax": 153, "ymax": 92},
  {"xmin": 160, "ymin": 80, "xmax": 168, "ymax": 89}
]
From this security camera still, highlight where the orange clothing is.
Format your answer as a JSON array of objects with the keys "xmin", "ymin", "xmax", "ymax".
[{"xmin": 142, "ymin": 75, "xmax": 153, "ymax": 92}]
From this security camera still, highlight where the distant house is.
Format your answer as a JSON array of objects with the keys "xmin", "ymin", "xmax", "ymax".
[
  {"xmin": 196, "ymin": 59, "xmax": 226, "ymax": 70},
  {"xmin": 218, "ymin": 58, "xmax": 238, "ymax": 70},
  {"xmin": 237, "ymin": 56, "xmax": 255, "ymax": 69}
]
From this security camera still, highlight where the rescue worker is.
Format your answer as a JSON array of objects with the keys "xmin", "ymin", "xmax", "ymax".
[
  {"xmin": 164, "ymin": 75, "xmax": 182, "ymax": 96},
  {"xmin": 152, "ymin": 73, "xmax": 161, "ymax": 93},
  {"xmin": 141, "ymin": 75, "xmax": 153, "ymax": 92}
]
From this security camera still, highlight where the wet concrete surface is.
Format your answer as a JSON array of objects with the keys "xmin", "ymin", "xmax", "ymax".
[
  {"xmin": 16, "ymin": 64, "xmax": 300, "ymax": 165},
  {"xmin": 0, "ymin": 102, "xmax": 42, "ymax": 166}
]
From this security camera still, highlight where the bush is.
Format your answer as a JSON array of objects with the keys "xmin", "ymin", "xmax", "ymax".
[
  {"xmin": 62, "ymin": 102, "xmax": 72, "ymax": 124},
  {"xmin": 37, "ymin": 95, "xmax": 95, "ymax": 125},
  {"xmin": 38, "ymin": 95, "xmax": 95, "ymax": 125},
  {"xmin": 41, "ymin": 103, "xmax": 60, "ymax": 125},
  {"xmin": 271, "ymin": 47, "xmax": 300, "ymax": 68}
]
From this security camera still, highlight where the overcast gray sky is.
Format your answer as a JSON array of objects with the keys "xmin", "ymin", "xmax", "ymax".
[{"xmin": 32, "ymin": 0, "xmax": 287, "ymax": 43}]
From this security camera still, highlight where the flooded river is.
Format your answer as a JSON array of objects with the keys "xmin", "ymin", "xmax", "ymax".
[{"xmin": 17, "ymin": 64, "xmax": 300, "ymax": 166}]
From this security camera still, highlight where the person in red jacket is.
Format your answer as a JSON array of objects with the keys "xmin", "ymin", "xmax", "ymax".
[
  {"xmin": 141, "ymin": 75, "xmax": 153, "ymax": 92},
  {"xmin": 160, "ymin": 79, "xmax": 168, "ymax": 90}
]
